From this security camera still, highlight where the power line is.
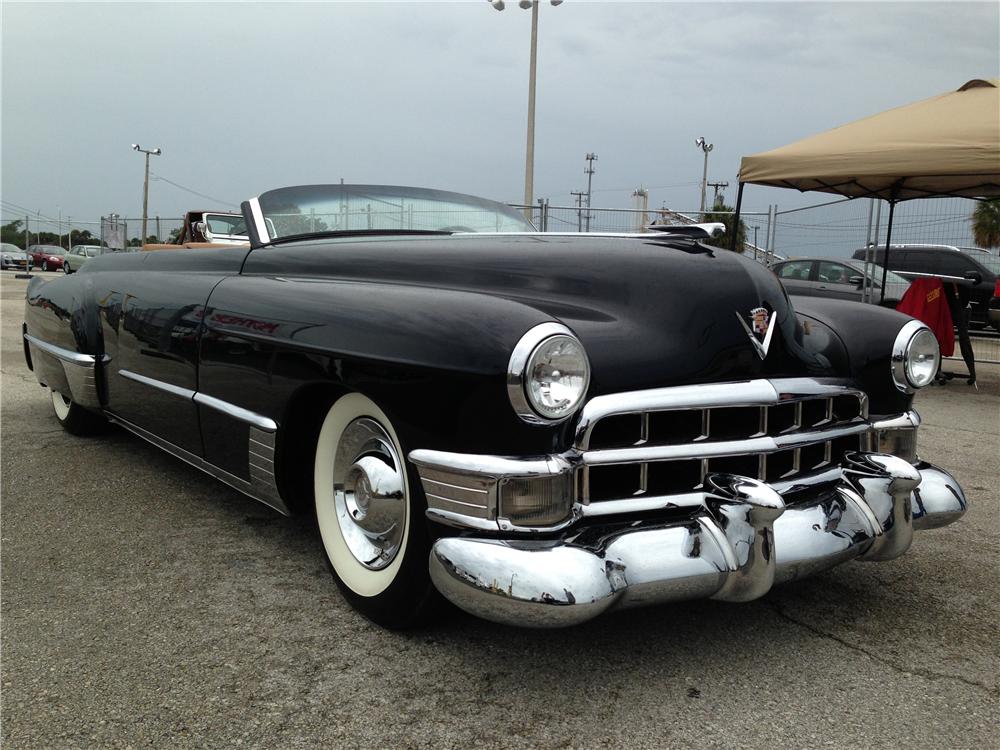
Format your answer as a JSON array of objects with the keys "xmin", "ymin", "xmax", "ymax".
[
  {"xmin": 588, "ymin": 181, "xmax": 702, "ymax": 195},
  {"xmin": 149, "ymin": 171, "xmax": 238, "ymax": 209},
  {"xmin": 0, "ymin": 199, "xmax": 60, "ymax": 223}
]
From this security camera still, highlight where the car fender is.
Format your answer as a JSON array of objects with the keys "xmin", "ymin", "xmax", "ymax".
[
  {"xmin": 198, "ymin": 275, "xmax": 567, "ymax": 456},
  {"xmin": 23, "ymin": 272, "xmax": 107, "ymax": 407},
  {"xmin": 791, "ymin": 295, "xmax": 917, "ymax": 414}
]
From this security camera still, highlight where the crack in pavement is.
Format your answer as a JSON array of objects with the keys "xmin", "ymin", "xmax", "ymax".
[{"xmin": 767, "ymin": 602, "xmax": 997, "ymax": 696}]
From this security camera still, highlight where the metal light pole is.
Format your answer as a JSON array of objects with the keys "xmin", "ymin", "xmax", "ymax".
[
  {"xmin": 695, "ymin": 136, "xmax": 713, "ymax": 217},
  {"xmin": 584, "ymin": 152, "xmax": 597, "ymax": 232},
  {"xmin": 132, "ymin": 143, "xmax": 161, "ymax": 247},
  {"xmin": 488, "ymin": 0, "xmax": 563, "ymax": 221},
  {"xmin": 571, "ymin": 190, "xmax": 585, "ymax": 231}
]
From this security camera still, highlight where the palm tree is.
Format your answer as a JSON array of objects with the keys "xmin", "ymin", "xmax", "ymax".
[
  {"xmin": 702, "ymin": 194, "xmax": 747, "ymax": 252},
  {"xmin": 971, "ymin": 198, "xmax": 1000, "ymax": 250}
]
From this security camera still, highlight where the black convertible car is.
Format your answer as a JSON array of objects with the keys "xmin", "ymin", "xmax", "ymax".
[{"xmin": 23, "ymin": 184, "xmax": 966, "ymax": 629}]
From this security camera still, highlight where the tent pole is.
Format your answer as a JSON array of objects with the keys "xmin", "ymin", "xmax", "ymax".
[
  {"xmin": 879, "ymin": 199, "xmax": 897, "ymax": 304},
  {"xmin": 730, "ymin": 182, "xmax": 744, "ymax": 252}
]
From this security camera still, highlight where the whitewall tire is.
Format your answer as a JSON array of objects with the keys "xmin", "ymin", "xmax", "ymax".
[
  {"xmin": 49, "ymin": 387, "xmax": 107, "ymax": 436},
  {"xmin": 313, "ymin": 392, "xmax": 437, "ymax": 628}
]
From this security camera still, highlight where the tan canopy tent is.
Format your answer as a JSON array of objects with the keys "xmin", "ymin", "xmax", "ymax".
[
  {"xmin": 730, "ymin": 79, "xmax": 1000, "ymax": 296},
  {"xmin": 738, "ymin": 79, "xmax": 1000, "ymax": 201}
]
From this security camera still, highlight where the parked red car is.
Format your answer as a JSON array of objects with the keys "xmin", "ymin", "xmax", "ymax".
[{"xmin": 27, "ymin": 245, "xmax": 65, "ymax": 271}]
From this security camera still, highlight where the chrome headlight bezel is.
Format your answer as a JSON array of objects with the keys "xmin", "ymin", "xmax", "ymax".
[
  {"xmin": 508, "ymin": 322, "xmax": 591, "ymax": 425},
  {"xmin": 891, "ymin": 320, "xmax": 940, "ymax": 393}
]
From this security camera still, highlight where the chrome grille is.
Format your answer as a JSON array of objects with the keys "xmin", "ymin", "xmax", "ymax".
[{"xmin": 575, "ymin": 379, "xmax": 869, "ymax": 504}]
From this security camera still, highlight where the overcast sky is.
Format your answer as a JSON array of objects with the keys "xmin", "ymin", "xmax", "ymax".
[{"xmin": 2, "ymin": 1, "xmax": 998, "ymax": 231}]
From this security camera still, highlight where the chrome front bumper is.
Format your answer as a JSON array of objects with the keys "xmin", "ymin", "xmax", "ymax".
[{"xmin": 426, "ymin": 453, "xmax": 966, "ymax": 627}]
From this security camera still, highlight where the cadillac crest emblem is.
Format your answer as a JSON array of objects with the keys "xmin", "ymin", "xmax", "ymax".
[{"xmin": 736, "ymin": 305, "xmax": 776, "ymax": 360}]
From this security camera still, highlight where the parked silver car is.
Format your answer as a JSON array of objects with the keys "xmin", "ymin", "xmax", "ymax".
[
  {"xmin": 63, "ymin": 245, "xmax": 104, "ymax": 274},
  {"xmin": 772, "ymin": 256, "xmax": 911, "ymax": 307},
  {"xmin": 1, "ymin": 242, "xmax": 32, "ymax": 271}
]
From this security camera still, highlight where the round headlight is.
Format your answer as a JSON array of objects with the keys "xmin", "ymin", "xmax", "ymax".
[
  {"xmin": 508, "ymin": 323, "xmax": 591, "ymax": 424},
  {"xmin": 892, "ymin": 321, "xmax": 939, "ymax": 392},
  {"xmin": 905, "ymin": 328, "xmax": 939, "ymax": 388}
]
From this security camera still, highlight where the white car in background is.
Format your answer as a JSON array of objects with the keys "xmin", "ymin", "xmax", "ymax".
[
  {"xmin": 63, "ymin": 245, "xmax": 105, "ymax": 274},
  {"xmin": 1, "ymin": 242, "xmax": 32, "ymax": 271}
]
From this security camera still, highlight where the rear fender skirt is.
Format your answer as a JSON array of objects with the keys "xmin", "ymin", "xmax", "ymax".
[{"xmin": 23, "ymin": 333, "xmax": 108, "ymax": 409}]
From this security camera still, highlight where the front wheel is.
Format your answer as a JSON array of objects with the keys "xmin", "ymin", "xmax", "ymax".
[
  {"xmin": 313, "ymin": 393, "xmax": 438, "ymax": 629},
  {"xmin": 63, "ymin": 263, "xmax": 71, "ymax": 274},
  {"xmin": 41, "ymin": 261, "xmax": 49, "ymax": 271},
  {"xmin": 50, "ymin": 388, "xmax": 107, "ymax": 435}
]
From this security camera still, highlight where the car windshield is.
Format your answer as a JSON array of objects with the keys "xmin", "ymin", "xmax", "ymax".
[
  {"xmin": 959, "ymin": 248, "xmax": 1000, "ymax": 274},
  {"xmin": 255, "ymin": 184, "xmax": 535, "ymax": 241},
  {"xmin": 35, "ymin": 246, "xmax": 63, "ymax": 255},
  {"xmin": 205, "ymin": 213, "xmax": 247, "ymax": 236}
]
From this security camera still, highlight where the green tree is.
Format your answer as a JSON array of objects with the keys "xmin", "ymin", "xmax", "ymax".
[
  {"xmin": 971, "ymin": 198, "xmax": 1000, "ymax": 249},
  {"xmin": 702, "ymin": 194, "xmax": 747, "ymax": 252},
  {"xmin": 1, "ymin": 219, "xmax": 25, "ymax": 247}
]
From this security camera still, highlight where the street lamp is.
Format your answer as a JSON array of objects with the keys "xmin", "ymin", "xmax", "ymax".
[
  {"xmin": 695, "ymin": 136, "xmax": 713, "ymax": 217},
  {"xmin": 132, "ymin": 143, "xmax": 161, "ymax": 247},
  {"xmin": 489, "ymin": 0, "xmax": 564, "ymax": 221}
]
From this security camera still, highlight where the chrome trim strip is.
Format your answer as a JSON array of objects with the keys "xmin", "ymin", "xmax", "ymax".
[
  {"xmin": 581, "ymin": 422, "xmax": 870, "ymax": 466},
  {"xmin": 872, "ymin": 410, "xmax": 920, "ymax": 431},
  {"xmin": 118, "ymin": 370, "xmax": 278, "ymax": 432},
  {"xmin": 194, "ymin": 392, "xmax": 278, "ymax": 432},
  {"xmin": 580, "ymin": 490, "xmax": 706, "ymax": 517},
  {"xmin": 118, "ymin": 369, "xmax": 195, "ymax": 399},
  {"xmin": 450, "ymin": 230, "xmax": 724, "ymax": 240},
  {"xmin": 106, "ymin": 413, "xmax": 289, "ymax": 515},
  {"xmin": 425, "ymin": 493, "xmax": 487, "ymax": 511},
  {"xmin": 248, "ymin": 197, "xmax": 270, "ymax": 243},
  {"xmin": 423, "ymin": 477, "xmax": 489, "ymax": 495},
  {"xmin": 24, "ymin": 334, "xmax": 109, "ymax": 365},
  {"xmin": 507, "ymin": 322, "xmax": 589, "ymax": 426},
  {"xmin": 410, "ymin": 450, "xmax": 568, "ymax": 479}
]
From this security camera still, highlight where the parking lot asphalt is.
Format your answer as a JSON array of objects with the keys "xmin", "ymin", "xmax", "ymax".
[{"xmin": 2, "ymin": 271, "xmax": 997, "ymax": 749}]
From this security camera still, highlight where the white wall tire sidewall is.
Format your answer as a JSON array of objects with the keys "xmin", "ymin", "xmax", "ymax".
[
  {"xmin": 51, "ymin": 389, "xmax": 71, "ymax": 421},
  {"xmin": 314, "ymin": 393, "xmax": 411, "ymax": 598}
]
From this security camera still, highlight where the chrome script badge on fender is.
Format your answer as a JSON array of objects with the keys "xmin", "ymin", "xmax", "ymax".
[{"xmin": 736, "ymin": 306, "xmax": 776, "ymax": 360}]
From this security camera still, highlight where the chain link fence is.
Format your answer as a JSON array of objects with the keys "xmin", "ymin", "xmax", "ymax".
[
  {"xmin": 1, "ymin": 214, "xmax": 186, "ymax": 250},
  {"xmin": 6, "ymin": 199, "xmax": 996, "ymax": 364}
]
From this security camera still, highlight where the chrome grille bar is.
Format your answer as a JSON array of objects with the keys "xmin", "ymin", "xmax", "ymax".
[
  {"xmin": 582, "ymin": 421, "xmax": 869, "ymax": 466},
  {"xmin": 577, "ymin": 379, "xmax": 869, "ymax": 506}
]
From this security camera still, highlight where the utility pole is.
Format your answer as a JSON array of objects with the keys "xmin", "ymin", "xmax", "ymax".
[
  {"xmin": 695, "ymin": 137, "xmax": 714, "ymax": 217},
  {"xmin": 584, "ymin": 152, "xmax": 598, "ymax": 232},
  {"xmin": 707, "ymin": 180, "xmax": 729, "ymax": 207},
  {"xmin": 570, "ymin": 190, "xmax": 586, "ymax": 232},
  {"xmin": 132, "ymin": 144, "xmax": 161, "ymax": 247}
]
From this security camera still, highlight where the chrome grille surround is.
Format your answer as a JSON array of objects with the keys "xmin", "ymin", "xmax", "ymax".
[
  {"xmin": 576, "ymin": 378, "xmax": 869, "ymax": 506},
  {"xmin": 410, "ymin": 378, "xmax": 881, "ymax": 533}
]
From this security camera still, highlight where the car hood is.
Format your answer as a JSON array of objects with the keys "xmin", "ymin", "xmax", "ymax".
[{"xmin": 245, "ymin": 234, "xmax": 817, "ymax": 395}]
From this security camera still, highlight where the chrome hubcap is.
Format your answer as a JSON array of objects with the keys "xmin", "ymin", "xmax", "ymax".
[{"xmin": 333, "ymin": 418, "xmax": 406, "ymax": 570}]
